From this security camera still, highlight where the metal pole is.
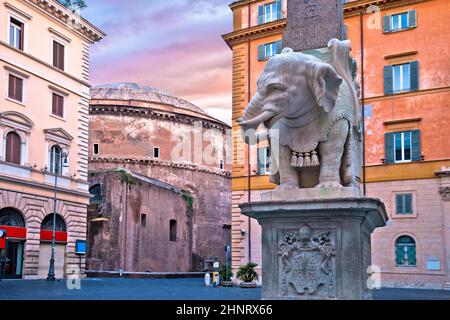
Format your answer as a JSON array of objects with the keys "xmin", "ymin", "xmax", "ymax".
[
  {"xmin": 360, "ymin": 12, "xmax": 367, "ymax": 197},
  {"xmin": 47, "ymin": 149, "xmax": 59, "ymax": 281}
]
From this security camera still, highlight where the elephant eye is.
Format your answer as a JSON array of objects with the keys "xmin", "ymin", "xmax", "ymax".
[{"xmin": 267, "ymin": 83, "xmax": 284, "ymax": 92}]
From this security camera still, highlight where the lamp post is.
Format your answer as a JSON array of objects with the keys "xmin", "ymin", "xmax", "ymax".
[{"xmin": 47, "ymin": 146, "xmax": 69, "ymax": 281}]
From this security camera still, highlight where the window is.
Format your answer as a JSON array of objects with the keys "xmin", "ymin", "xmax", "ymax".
[
  {"xmin": 395, "ymin": 236, "xmax": 416, "ymax": 267},
  {"xmin": 141, "ymin": 214, "xmax": 147, "ymax": 228},
  {"xmin": 53, "ymin": 41, "xmax": 65, "ymax": 71},
  {"xmin": 89, "ymin": 184, "xmax": 102, "ymax": 204},
  {"xmin": 41, "ymin": 214, "xmax": 66, "ymax": 231},
  {"xmin": 219, "ymin": 160, "xmax": 224, "ymax": 170},
  {"xmin": 49, "ymin": 145, "xmax": 63, "ymax": 175},
  {"xmin": 5, "ymin": 132, "xmax": 21, "ymax": 165},
  {"xmin": 93, "ymin": 143, "xmax": 99, "ymax": 156},
  {"xmin": 0, "ymin": 207, "xmax": 25, "ymax": 227},
  {"xmin": 170, "ymin": 220, "xmax": 177, "ymax": 242},
  {"xmin": 395, "ymin": 193, "xmax": 413, "ymax": 215},
  {"xmin": 52, "ymin": 93, "xmax": 64, "ymax": 117},
  {"xmin": 385, "ymin": 130, "xmax": 420, "ymax": 164},
  {"xmin": 258, "ymin": 40, "xmax": 282, "ymax": 61},
  {"xmin": 383, "ymin": 10, "xmax": 416, "ymax": 33},
  {"xmin": 257, "ymin": 146, "xmax": 271, "ymax": 175},
  {"xmin": 384, "ymin": 62, "xmax": 419, "ymax": 94},
  {"xmin": 8, "ymin": 74, "xmax": 23, "ymax": 102},
  {"xmin": 258, "ymin": 1, "xmax": 282, "ymax": 24},
  {"xmin": 153, "ymin": 146, "xmax": 160, "ymax": 159},
  {"xmin": 9, "ymin": 18, "xmax": 24, "ymax": 50},
  {"xmin": 394, "ymin": 131, "xmax": 411, "ymax": 162}
]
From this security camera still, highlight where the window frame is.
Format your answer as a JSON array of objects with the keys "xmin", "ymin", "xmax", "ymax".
[
  {"xmin": 153, "ymin": 146, "xmax": 160, "ymax": 159},
  {"xmin": 393, "ymin": 131, "xmax": 412, "ymax": 163},
  {"xmin": 93, "ymin": 143, "xmax": 100, "ymax": 156},
  {"xmin": 264, "ymin": 42, "xmax": 277, "ymax": 59},
  {"xmin": 390, "ymin": 12, "xmax": 409, "ymax": 31},
  {"xmin": 169, "ymin": 219, "xmax": 177, "ymax": 242},
  {"xmin": 263, "ymin": 2, "xmax": 278, "ymax": 23},
  {"xmin": 395, "ymin": 235, "xmax": 417, "ymax": 268},
  {"xmin": 9, "ymin": 17, "xmax": 24, "ymax": 50},
  {"xmin": 51, "ymin": 37, "xmax": 68, "ymax": 72},
  {"xmin": 4, "ymin": 131, "xmax": 22, "ymax": 165},
  {"xmin": 258, "ymin": 146, "xmax": 271, "ymax": 175},
  {"xmin": 6, "ymin": 72, "xmax": 25, "ymax": 104},
  {"xmin": 51, "ymin": 92, "xmax": 65, "ymax": 118},
  {"xmin": 395, "ymin": 193, "xmax": 414, "ymax": 215},
  {"xmin": 392, "ymin": 63, "xmax": 411, "ymax": 93},
  {"xmin": 219, "ymin": 159, "xmax": 224, "ymax": 170}
]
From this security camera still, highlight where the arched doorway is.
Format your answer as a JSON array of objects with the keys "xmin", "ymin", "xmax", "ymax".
[
  {"xmin": 38, "ymin": 214, "xmax": 67, "ymax": 279},
  {"xmin": 0, "ymin": 207, "xmax": 26, "ymax": 279}
]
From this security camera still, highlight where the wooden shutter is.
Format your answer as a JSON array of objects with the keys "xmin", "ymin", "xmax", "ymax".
[
  {"xmin": 258, "ymin": 44, "xmax": 265, "ymax": 61},
  {"xmin": 404, "ymin": 194, "xmax": 413, "ymax": 213},
  {"xmin": 53, "ymin": 41, "xmax": 65, "ymax": 70},
  {"xmin": 258, "ymin": 5, "xmax": 264, "ymax": 24},
  {"xmin": 395, "ymin": 245, "xmax": 403, "ymax": 265},
  {"xmin": 6, "ymin": 132, "xmax": 21, "ymax": 165},
  {"xmin": 411, "ymin": 129, "xmax": 421, "ymax": 161},
  {"xmin": 385, "ymin": 132, "xmax": 395, "ymax": 164},
  {"xmin": 275, "ymin": 40, "xmax": 283, "ymax": 54},
  {"xmin": 396, "ymin": 195, "xmax": 404, "ymax": 214},
  {"xmin": 382, "ymin": 15, "xmax": 391, "ymax": 33},
  {"xmin": 407, "ymin": 246, "xmax": 416, "ymax": 265},
  {"xmin": 409, "ymin": 61, "xmax": 419, "ymax": 91},
  {"xmin": 8, "ymin": 74, "xmax": 15, "ymax": 99},
  {"xmin": 16, "ymin": 77, "xmax": 23, "ymax": 101},
  {"xmin": 408, "ymin": 10, "xmax": 417, "ymax": 28},
  {"xmin": 52, "ymin": 93, "xmax": 64, "ymax": 117},
  {"xmin": 384, "ymin": 65, "xmax": 393, "ymax": 95}
]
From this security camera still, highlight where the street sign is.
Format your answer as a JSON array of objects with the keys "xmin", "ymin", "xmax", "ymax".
[
  {"xmin": 225, "ymin": 245, "xmax": 231, "ymax": 253},
  {"xmin": 213, "ymin": 262, "xmax": 220, "ymax": 269},
  {"xmin": 75, "ymin": 239, "xmax": 87, "ymax": 255}
]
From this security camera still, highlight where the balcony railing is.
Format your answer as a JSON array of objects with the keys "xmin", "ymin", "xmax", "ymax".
[{"xmin": 258, "ymin": 11, "xmax": 284, "ymax": 25}]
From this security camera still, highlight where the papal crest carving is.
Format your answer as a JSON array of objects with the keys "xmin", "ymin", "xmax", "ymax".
[{"xmin": 278, "ymin": 225, "xmax": 336, "ymax": 298}]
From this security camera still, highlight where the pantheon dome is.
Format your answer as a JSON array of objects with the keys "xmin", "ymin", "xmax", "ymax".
[{"xmin": 87, "ymin": 83, "xmax": 231, "ymax": 273}]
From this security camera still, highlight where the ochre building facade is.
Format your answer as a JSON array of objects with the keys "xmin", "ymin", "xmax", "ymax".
[{"xmin": 223, "ymin": 0, "xmax": 450, "ymax": 289}]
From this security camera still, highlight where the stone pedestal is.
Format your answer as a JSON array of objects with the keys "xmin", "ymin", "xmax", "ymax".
[{"xmin": 240, "ymin": 198, "xmax": 388, "ymax": 300}]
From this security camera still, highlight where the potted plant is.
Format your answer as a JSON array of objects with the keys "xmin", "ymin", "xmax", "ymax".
[
  {"xmin": 219, "ymin": 264, "xmax": 234, "ymax": 287},
  {"xmin": 237, "ymin": 262, "xmax": 259, "ymax": 288}
]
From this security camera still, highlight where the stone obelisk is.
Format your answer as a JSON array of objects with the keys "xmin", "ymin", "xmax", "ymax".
[{"xmin": 239, "ymin": 0, "xmax": 388, "ymax": 300}]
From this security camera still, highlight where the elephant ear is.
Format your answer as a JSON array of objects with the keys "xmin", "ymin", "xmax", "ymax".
[{"xmin": 305, "ymin": 61, "xmax": 343, "ymax": 113}]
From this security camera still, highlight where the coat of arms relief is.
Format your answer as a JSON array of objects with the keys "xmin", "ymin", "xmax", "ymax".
[{"xmin": 278, "ymin": 225, "xmax": 336, "ymax": 299}]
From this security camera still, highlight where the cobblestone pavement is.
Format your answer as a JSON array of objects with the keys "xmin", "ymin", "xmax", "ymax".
[{"xmin": 1, "ymin": 278, "xmax": 450, "ymax": 300}]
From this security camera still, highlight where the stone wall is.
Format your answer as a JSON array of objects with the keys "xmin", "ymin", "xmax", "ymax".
[{"xmin": 0, "ymin": 188, "xmax": 87, "ymax": 279}]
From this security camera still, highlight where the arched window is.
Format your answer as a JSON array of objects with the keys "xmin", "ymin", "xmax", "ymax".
[
  {"xmin": 395, "ymin": 235, "xmax": 416, "ymax": 267},
  {"xmin": 49, "ymin": 145, "xmax": 62, "ymax": 175},
  {"xmin": 89, "ymin": 184, "xmax": 102, "ymax": 204},
  {"xmin": 170, "ymin": 219, "xmax": 177, "ymax": 242},
  {"xmin": 0, "ymin": 207, "xmax": 25, "ymax": 227},
  {"xmin": 5, "ymin": 132, "xmax": 21, "ymax": 165},
  {"xmin": 41, "ymin": 214, "xmax": 66, "ymax": 232}
]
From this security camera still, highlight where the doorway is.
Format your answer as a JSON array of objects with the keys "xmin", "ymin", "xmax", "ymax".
[{"xmin": 1, "ymin": 241, "xmax": 24, "ymax": 279}]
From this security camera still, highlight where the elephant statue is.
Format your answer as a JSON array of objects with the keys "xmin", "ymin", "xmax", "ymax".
[{"xmin": 237, "ymin": 39, "xmax": 362, "ymax": 193}]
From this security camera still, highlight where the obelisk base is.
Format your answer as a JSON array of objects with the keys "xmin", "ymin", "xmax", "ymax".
[{"xmin": 240, "ymin": 198, "xmax": 388, "ymax": 300}]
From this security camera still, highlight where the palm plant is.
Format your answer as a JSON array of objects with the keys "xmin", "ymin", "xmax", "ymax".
[{"xmin": 236, "ymin": 262, "xmax": 259, "ymax": 283}]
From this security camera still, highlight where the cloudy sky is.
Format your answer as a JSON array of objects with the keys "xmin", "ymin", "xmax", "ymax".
[{"xmin": 82, "ymin": 0, "xmax": 233, "ymax": 124}]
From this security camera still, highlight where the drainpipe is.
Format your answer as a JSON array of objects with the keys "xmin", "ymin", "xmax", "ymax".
[
  {"xmin": 360, "ymin": 12, "xmax": 367, "ymax": 196},
  {"xmin": 247, "ymin": 3, "xmax": 252, "ymax": 263}
]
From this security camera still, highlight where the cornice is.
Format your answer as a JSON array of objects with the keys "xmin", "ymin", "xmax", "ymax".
[
  {"xmin": 344, "ymin": 0, "xmax": 429, "ymax": 18},
  {"xmin": 90, "ymin": 157, "xmax": 232, "ymax": 179},
  {"xmin": 22, "ymin": 0, "xmax": 105, "ymax": 43},
  {"xmin": 89, "ymin": 104, "xmax": 230, "ymax": 132},
  {"xmin": 222, "ymin": 19, "xmax": 286, "ymax": 47}
]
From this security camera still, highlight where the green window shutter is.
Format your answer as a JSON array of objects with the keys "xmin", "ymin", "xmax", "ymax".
[
  {"xmin": 408, "ymin": 10, "xmax": 417, "ymax": 28},
  {"xmin": 410, "ymin": 61, "xmax": 419, "ymax": 91},
  {"xmin": 384, "ymin": 65, "xmax": 394, "ymax": 95},
  {"xmin": 258, "ymin": 5, "xmax": 264, "ymax": 24},
  {"xmin": 385, "ymin": 132, "xmax": 395, "ymax": 164},
  {"xmin": 382, "ymin": 15, "xmax": 391, "ymax": 33},
  {"xmin": 258, "ymin": 44, "xmax": 265, "ymax": 61},
  {"xmin": 276, "ymin": 0, "xmax": 283, "ymax": 19},
  {"xmin": 395, "ymin": 245, "xmax": 404, "ymax": 265},
  {"xmin": 404, "ymin": 194, "xmax": 413, "ymax": 214},
  {"xmin": 407, "ymin": 246, "xmax": 417, "ymax": 265},
  {"xmin": 396, "ymin": 195, "xmax": 404, "ymax": 214},
  {"xmin": 411, "ymin": 129, "xmax": 421, "ymax": 161},
  {"xmin": 275, "ymin": 40, "xmax": 283, "ymax": 54}
]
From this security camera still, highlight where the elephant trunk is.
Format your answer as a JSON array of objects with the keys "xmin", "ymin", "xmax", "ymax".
[{"xmin": 237, "ymin": 93, "xmax": 274, "ymax": 129}]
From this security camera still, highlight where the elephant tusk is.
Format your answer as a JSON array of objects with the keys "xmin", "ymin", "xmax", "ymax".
[{"xmin": 238, "ymin": 111, "xmax": 274, "ymax": 128}]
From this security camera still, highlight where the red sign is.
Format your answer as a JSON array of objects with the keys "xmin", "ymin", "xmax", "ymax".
[
  {"xmin": 40, "ymin": 230, "xmax": 67, "ymax": 243},
  {"xmin": 0, "ymin": 238, "xmax": 5, "ymax": 249},
  {"xmin": 0, "ymin": 226, "xmax": 26, "ymax": 239}
]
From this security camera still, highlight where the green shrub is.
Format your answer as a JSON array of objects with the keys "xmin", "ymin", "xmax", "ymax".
[{"xmin": 236, "ymin": 262, "xmax": 258, "ymax": 283}]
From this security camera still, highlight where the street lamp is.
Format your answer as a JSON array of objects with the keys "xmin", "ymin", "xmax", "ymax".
[{"xmin": 47, "ymin": 145, "xmax": 69, "ymax": 281}]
